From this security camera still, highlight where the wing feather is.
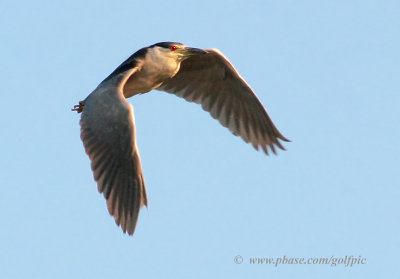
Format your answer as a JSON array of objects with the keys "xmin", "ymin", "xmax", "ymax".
[
  {"xmin": 157, "ymin": 49, "xmax": 289, "ymax": 154},
  {"xmin": 79, "ymin": 72, "xmax": 147, "ymax": 235}
]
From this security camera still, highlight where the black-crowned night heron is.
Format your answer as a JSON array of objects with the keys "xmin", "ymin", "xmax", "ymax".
[{"xmin": 72, "ymin": 42, "xmax": 289, "ymax": 235}]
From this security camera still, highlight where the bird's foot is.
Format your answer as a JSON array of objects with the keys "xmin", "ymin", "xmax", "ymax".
[{"xmin": 72, "ymin": 101, "xmax": 84, "ymax": 113}]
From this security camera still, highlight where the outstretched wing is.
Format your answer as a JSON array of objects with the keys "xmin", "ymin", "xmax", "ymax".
[
  {"xmin": 79, "ymin": 71, "xmax": 147, "ymax": 235},
  {"xmin": 157, "ymin": 49, "xmax": 289, "ymax": 154}
]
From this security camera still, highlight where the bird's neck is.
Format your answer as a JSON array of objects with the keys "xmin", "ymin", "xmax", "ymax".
[{"xmin": 122, "ymin": 50, "xmax": 181, "ymax": 98}]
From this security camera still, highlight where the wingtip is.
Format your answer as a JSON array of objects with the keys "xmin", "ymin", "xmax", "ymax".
[{"xmin": 259, "ymin": 138, "xmax": 290, "ymax": 156}]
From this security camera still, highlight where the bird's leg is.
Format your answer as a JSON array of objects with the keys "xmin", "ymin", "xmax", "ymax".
[{"xmin": 72, "ymin": 101, "xmax": 85, "ymax": 113}]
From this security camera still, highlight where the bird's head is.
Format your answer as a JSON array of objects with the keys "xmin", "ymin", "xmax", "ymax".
[{"xmin": 151, "ymin": 42, "xmax": 206, "ymax": 63}]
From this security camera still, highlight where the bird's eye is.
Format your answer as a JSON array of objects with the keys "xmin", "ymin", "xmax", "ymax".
[{"xmin": 170, "ymin": 45, "xmax": 178, "ymax": 51}]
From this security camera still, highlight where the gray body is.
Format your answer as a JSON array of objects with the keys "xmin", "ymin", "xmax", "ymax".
[{"xmin": 74, "ymin": 42, "xmax": 288, "ymax": 235}]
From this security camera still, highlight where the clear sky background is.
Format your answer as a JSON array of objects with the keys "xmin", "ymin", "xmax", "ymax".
[{"xmin": 1, "ymin": 1, "xmax": 399, "ymax": 278}]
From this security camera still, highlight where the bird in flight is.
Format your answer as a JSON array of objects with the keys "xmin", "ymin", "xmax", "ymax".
[{"xmin": 72, "ymin": 42, "xmax": 289, "ymax": 235}]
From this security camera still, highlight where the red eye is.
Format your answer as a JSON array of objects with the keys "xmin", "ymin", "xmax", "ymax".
[{"xmin": 170, "ymin": 45, "xmax": 178, "ymax": 51}]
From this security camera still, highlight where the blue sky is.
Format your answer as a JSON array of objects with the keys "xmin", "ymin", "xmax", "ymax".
[{"xmin": 1, "ymin": 1, "xmax": 399, "ymax": 278}]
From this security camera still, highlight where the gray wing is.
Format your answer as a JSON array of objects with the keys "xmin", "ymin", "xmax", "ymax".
[
  {"xmin": 79, "ymin": 77, "xmax": 147, "ymax": 235},
  {"xmin": 157, "ymin": 49, "xmax": 289, "ymax": 154}
]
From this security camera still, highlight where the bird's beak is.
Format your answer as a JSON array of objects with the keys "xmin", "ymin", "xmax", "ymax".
[{"xmin": 184, "ymin": 47, "xmax": 207, "ymax": 56}]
